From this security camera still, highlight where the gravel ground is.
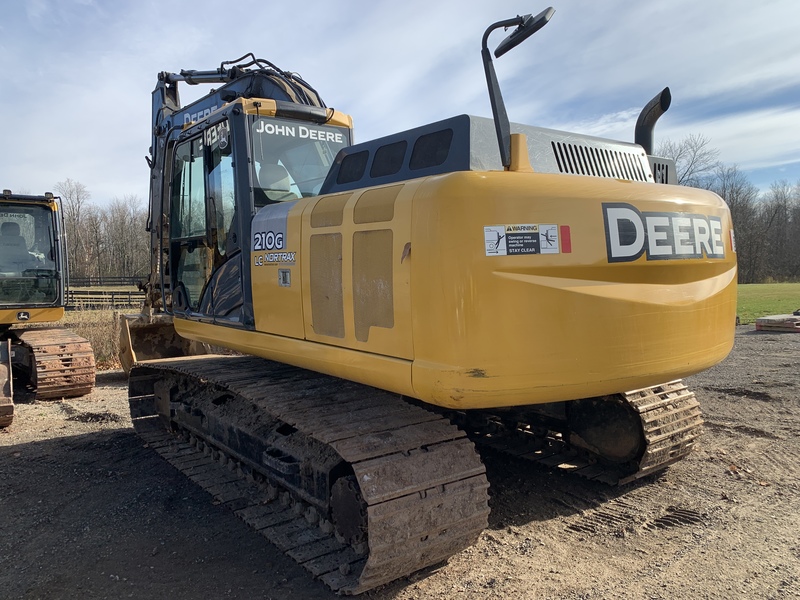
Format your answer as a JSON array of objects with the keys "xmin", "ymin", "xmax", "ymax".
[{"xmin": 1, "ymin": 327, "xmax": 798, "ymax": 599}]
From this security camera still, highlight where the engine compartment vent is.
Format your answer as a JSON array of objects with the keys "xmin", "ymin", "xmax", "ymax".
[{"xmin": 551, "ymin": 141, "xmax": 649, "ymax": 182}]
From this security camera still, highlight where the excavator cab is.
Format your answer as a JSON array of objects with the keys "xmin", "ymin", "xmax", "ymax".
[
  {"xmin": 119, "ymin": 63, "xmax": 353, "ymax": 371},
  {"xmin": 0, "ymin": 193, "xmax": 64, "ymax": 324},
  {"xmin": 165, "ymin": 103, "xmax": 351, "ymax": 325}
]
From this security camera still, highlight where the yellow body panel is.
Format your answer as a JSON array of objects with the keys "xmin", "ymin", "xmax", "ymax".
[
  {"xmin": 173, "ymin": 318, "xmax": 414, "ymax": 397},
  {"xmin": 409, "ymin": 172, "xmax": 736, "ymax": 408},
  {"xmin": 0, "ymin": 198, "xmax": 60, "ymax": 212},
  {"xmin": 180, "ymin": 170, "xmax": 736, "ymax": 410},
  {"xmin": 0, "ymin": 307, "xmax": 64, "ymax": 325},
  {"xmin": 299, "ymin": 184, "xmax": 414, "ymax": 358},
  {"xmin": 250, "ymin": 184, "xmax": 416, "ymax": 359},
  {"xmin": 240, "ymin": 98, "xmax": 353, "ymax": 129},
  {"xmin": 251, "ymin": 200, "xmax": 306, "ymax": 339}
]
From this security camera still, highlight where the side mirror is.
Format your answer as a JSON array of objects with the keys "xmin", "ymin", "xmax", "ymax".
[{"xmin": 494, "ymin": 7, "xmax": 555, "ymax": 58}]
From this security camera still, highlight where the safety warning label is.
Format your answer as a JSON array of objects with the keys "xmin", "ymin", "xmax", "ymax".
[{"xmin": 484, "ymin": 224, "xmax": 560, "ymax": 256}]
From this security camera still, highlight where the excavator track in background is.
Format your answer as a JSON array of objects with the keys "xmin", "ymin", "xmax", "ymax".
[
  {"xmin": 128, "ymin": 355, "xmax": 490, "ymax": 595},
  {"xmin": 17, "ymin": 328, "xmax": 95, "ymax": 399},
  {"xmin": 459, "ymin": 381, "xmax": 703, "ymax": 485},
  {"xmin": 0, "ymin": 339, "xmax": 12, "ymax": 427}
]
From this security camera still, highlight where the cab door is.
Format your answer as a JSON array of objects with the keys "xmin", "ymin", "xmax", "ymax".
[{"xmin": 169, "ymin": 120, "xmax": 244, "ymax": 325}]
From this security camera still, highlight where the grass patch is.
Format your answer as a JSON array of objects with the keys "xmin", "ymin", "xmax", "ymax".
[
  {"xmin": 737, "ymin": 283, "xmax": 800, "ymax": 324},
  {"xmin": 61, "ymin": 309, "xmax": 121, "ymax": 369}
]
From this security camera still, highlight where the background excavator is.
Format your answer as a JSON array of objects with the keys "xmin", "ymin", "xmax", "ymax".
[
  {"xmin": 0, "ymin": 190, "xmax": 95, "ymax": 428},
  {"xmin": 119, "ymin": 7, "xmax": 736, "ymax": 594}
]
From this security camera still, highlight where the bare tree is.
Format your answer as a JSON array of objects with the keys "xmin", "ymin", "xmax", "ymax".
[
  {"xmin": 656, "ymin": 134, "xmax": 720, "ymax": 187},
  {"xmin": 789, "ymin": 180, "xmax": 800, "ymax": 280},
  {"xmin": 761, "ymin": 180, "xmax": 798, "ymax": 282},
  {"xmin": 48, "ymin": 184, "xmax": 151, "ymax": 284},
  {"xmin": 706, "ymin": 165, "xmax": 762, "ymax": 283},
  {"xmin": 54, "ymin": 179, "xmax": 92, "ymax": 280},
  {"xmin": 104, "ymin": 195, "xmax": 149, "ymax": 278},
  {"xmin": 83, "ymin": 207, "xmax": 105, "ymax": 280}
]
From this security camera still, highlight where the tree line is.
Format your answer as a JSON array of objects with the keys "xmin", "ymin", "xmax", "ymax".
[
  {"xmin": 54, "ymin": 179, "xmax": 149, "ymax": 283},
  {"xmin": 657, "ymin": 135, "xmax": 800, "ymax": 284},
  {"xmin": 54, "ymin": 138, "xmax": 798, "ymax": 286}
]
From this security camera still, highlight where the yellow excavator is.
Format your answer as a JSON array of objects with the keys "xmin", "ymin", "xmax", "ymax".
[
  {"xmin": 1, "ymin": 190, "xmax": 95, "ymax": 427},
  {"xmin": 120, "ymin": 7, "xmax": 736, "ymax": 594}
]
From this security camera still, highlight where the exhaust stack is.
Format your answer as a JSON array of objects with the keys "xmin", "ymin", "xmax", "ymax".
[{"xmin": 635, "ymin": 87, "xmax": 671, "ymax": 155}]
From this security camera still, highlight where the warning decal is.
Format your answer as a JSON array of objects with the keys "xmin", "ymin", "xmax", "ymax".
[{"xmin": 484, "ymin": 224, "xmax": 560, "ymax": 256}]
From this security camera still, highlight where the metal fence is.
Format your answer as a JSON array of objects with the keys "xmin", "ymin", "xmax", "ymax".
[
  {"xmin": 66, "ymin": 289, "xmax": 145, "ymax": 310},
  {"xmin": 69, "ymin": 276, "xmax": 144, "ymax": 287}
]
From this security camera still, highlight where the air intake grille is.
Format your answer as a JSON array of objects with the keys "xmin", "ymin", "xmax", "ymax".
[
  {"xmin": 651, "ymin": 161, "xmax": 672, "ymax": 184},
  {"xmin": 551, "ymin": 141, "xmax": 649, "ymax": 182}
]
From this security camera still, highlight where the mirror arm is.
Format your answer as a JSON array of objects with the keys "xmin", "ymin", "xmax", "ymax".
[
  {"xmin": 482, "ymin": 18, "xmax": 523, "ymax": 169},
  {"xmin": 481, "ymin": 8, "xmax": 554, "ymax": 170}
]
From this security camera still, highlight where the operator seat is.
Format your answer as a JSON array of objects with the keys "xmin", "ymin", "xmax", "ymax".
[
  {"xmin": 0, "ymin": 221, "xmax": 33, "ymax": 272},
  {"xmin": 257, "ymin": 164, "xmax": 298, "ymax": 205}
]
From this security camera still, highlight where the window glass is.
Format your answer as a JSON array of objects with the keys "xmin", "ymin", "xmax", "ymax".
[
  {"xmin": 337, "ymin": 151, "xmax": 369, "ymax": 185},
  {"xmin": 171, "ymin": 137, "xmax": 206, "ymax": 239},
  {"xmin": 170, "ymin": 136, "xmax": 209, "ymax": 311},
  {"xmin": 370, "ymin": 141, "xmax": 407, "ymax": 177},
  {"xmin": 0, "ymin": 204, "xmax": 58, "ymax": 304},
  {"xmin": 250, "ymin": 116, "xmax": 350, "ymax": 201},
  {"xmin": 409, "ymin": 129, "xmax": 453, "ymax": 170},
  {"xmin": 205, "ymin": 122, "xmax": 235, "ymax": 256}
]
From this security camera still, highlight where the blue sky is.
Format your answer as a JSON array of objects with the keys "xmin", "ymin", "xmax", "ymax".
[{"xmin": 1, "ymin": 0, "xmax": 798, "ymax": 205}]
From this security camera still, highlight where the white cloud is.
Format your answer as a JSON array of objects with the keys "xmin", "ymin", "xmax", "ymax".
[{"xmin": 678, "ymin": 106, "xmax": 800, "ymax": 171}]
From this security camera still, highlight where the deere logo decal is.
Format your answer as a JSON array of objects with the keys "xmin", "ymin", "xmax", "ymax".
[{"xmin": 602, "ymin": 202, "xmax": 725, "ymax": 263}]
